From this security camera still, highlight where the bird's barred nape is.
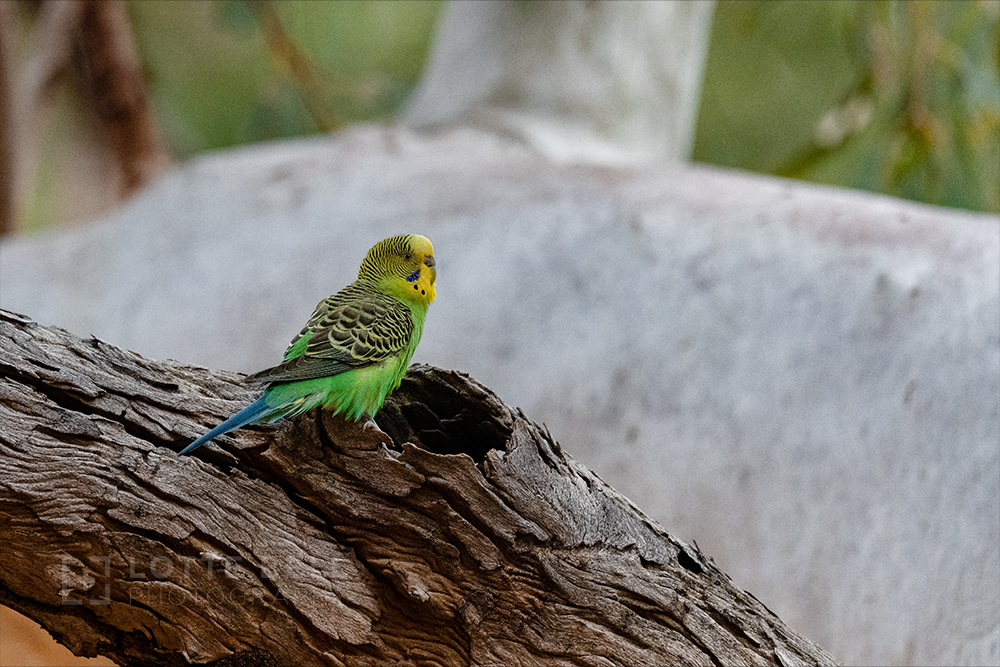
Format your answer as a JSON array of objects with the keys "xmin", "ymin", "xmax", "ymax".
[{"xmin": 358, "ymin": 235, "xmax": 417, "ymax": 283}]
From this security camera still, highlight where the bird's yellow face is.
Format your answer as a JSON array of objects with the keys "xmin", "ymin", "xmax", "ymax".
[
  {"xmin": 360, "ymin": 234, "xmax": 436, "ymax": 306},
  {"xmin": 400, "ymin": 234, "xmax": 436, "ymax": 306}
]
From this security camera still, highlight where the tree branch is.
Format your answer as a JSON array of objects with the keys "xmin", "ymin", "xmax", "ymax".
[
  {"xmin": 76, "ymin": 0, "xmax": 170, "ymax": 195},
  {"xmin": 0, "ymin": 309, "xmax": 837, "ymax": 666}
]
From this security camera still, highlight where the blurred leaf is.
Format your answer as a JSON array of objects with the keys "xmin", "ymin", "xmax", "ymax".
[
  {"xmin": 216, "ymin": 0, "xmax": 256, "ymax": 32},
  {"xmin": 693, "ymin": 1, "xmax": 869, "ymax": 173},
  {"xmin": 273, "ymin": 1, "xmax": 441, "ymax": 80},
  {"xmin": 127, "ymin": 0, "xmax": 442, "ymax": 154},
  {"xmin": 694, "ymin": 0, "xmax": 999, "ymax": 214},
  {"xmin": 128, "ymin": 0, "xmax": 272, "ymax": 153},
  {"xmin": 242, "ymin": 80, "xmax": 318, "ymax": 142}
]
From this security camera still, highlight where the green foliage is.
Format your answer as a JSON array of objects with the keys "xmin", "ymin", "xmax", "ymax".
[
  {"xmin": 127, "ymin": 0, "xmax": 443, "ymax": 154},
  {"xmin": 18, "ymin": 0, "xmax": 997, "ymax": 235},
  {"xmin": 694, "ymin": 0, "xmax": 1000, "ymax": 214}
]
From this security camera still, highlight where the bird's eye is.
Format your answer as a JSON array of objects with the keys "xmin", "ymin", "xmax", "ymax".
[{"xmin": 404, "ymin": 253, "xmax": 412, "ymax": 261}]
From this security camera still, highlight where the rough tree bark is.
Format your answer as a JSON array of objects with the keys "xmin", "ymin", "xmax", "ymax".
[{"xmin": 0, "ymin": 309, "xmax": 838, "ymax": 667}]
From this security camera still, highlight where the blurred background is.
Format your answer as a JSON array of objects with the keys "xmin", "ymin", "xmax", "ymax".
[
  {"xmin": 0, "ymin": 2, "xmax": 998, "ymax": 666},
  {"xmin": 0, "ymin": 0, "xmax": 997, "ymax": 237}
]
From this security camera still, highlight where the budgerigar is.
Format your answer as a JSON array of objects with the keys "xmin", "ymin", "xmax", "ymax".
[{"xmin": 180, "ymin": 234, "xmax": 436, "ymax": 455}]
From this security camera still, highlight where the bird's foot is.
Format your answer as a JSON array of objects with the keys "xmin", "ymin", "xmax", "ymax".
[{"xmin": 358, "ymin": 418, "xmax": 393, "ymax": 450}]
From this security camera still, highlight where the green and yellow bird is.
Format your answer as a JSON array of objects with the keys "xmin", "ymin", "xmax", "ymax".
[{"xmin": 180, "ymin": 234, "xmax": 436, "ymax": 456}]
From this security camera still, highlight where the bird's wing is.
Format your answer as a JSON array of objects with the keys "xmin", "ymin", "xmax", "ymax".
[{"xmin": 253, "ymin": 283, "xmax": 414, "ymax": 384}]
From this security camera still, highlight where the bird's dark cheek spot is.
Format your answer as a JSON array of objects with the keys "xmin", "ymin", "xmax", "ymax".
[
  {"xmin": 413, "ymin": 284, "xmax": 419, "ymax": 290},
  {"xmin": 406, "ymin": 270, "xmax": 420, "ymax": 282},
  {"xmin": 421, "ymin": 290, "xmax": 426, "ymax": 295}
]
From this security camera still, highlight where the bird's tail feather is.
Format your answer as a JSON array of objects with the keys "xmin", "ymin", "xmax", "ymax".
[{"xmin": 180, "ymin": 396, "xmax": 272, "ymax": 455}]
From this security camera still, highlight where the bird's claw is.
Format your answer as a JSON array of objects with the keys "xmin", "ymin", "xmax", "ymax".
[{"xmin": 360, "ymin": 418, "xmax": 392, "ymax": 449}]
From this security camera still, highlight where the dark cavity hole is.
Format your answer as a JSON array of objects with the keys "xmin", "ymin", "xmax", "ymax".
[
  {"xmin": 376, "ymin": 365, "xmax": 511, "ymax": 462},
  {"xmin": 677, "ymin": 548, "xmax": 703, "ymax": 574}
]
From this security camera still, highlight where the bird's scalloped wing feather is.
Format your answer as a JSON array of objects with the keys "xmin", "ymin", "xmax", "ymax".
[{"xmin": 253, "ymin": 282, "xmax": 413, "ymax": 384}]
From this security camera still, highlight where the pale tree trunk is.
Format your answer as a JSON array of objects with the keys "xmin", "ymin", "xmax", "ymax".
[{"xmin": 0, "ymin": 309, "xmax": 837, "ymax": 667}]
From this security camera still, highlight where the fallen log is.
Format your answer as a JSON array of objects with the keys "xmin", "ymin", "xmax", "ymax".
[{"xmin": 0, "ymin": 309, "xmax": 837, "ymax": 666}]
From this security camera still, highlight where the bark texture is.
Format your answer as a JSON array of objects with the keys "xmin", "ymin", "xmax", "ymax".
[{"xmin": 0, "ymin": 309, "xmax": 837, "ymax": 667}]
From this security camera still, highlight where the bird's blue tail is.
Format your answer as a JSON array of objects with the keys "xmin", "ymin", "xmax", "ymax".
[{"xmin": 180, "ymin": 396, "xmax": 272, "ymax": 456}]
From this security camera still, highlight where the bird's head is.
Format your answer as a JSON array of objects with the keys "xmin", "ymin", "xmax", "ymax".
[{"xmin": 358, "ymin": 234, "xmax": 436, "ymax": 306}]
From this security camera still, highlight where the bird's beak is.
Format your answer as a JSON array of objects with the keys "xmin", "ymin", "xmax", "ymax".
[{"xmin": 424, "ymin": 255, "xmax": 436, "ymax": 287}]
